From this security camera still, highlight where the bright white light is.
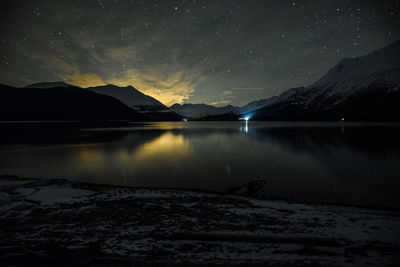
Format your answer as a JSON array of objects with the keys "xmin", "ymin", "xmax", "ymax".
[{"xmin": 239, "ymin": 116, "xmax": 251, "ymax": 121}]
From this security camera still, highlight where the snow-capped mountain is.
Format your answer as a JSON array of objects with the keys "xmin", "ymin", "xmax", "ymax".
[
  {"xmin": 170, "ymin": 103, "xmax": 238, "ymax": 119},
  {"xmin": 86, "ymin": 84, "xmax": 167, "ymax": 111},
  {"xmin": 239, "ymin": 87, "xmax": 304, "ymax": 115},
  {"xmin": 298, "ymin": 40, "xmax": 400, "ymax": 108},
  {"xmin": 25, "ymin": 81, "xmax": 71, "ymax": 89},
  {"xmin": 309, "ymin": 41, "xmax": 400, "ymax": 96},
  {"xmin": 253, "ymin": 40, "xmax": 400, "ymax": 121},
  {"xmin": 239, "ymin": 98, "xmax": 276, "ymax": 114}
]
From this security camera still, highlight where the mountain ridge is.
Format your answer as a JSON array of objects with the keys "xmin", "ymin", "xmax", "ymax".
[
  {"xmin": 0, "ymin": 84, "xmax": 143, "ymax": 121},
  {"xmin": 251, "ymin": 40, "xmax": 400, "ymax": 121},
  {"xmin": 25, "ymin": 81, "xmax": 71, "ymax": 89},
  {"xmin": 85, "ymin": 84, "xmax": 167, "ymax": 111},
  {"xmin": 170, "ymin": 103, "xmax": 238, "ymax": 119}
]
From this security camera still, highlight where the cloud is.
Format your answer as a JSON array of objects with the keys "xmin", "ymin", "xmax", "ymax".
[
  {"xmin": 29, "ymin": 52, "xmax": 105, "ymax": 88},
  {"xmin": 46, "ymin": 56, "xmax": 105, "ymax": 88},
  {"xmin": 208, "ymin": 90, "xmax": 235, "ymax": 106},
  {"xmin": 28, "ymin": 45, "xmax": 202, "ymax": 105},
  {"xmin": 209, "ymin": 100, "xmax": 231, "ymax": 106},
  {"xmin": 62, "ymin": 72, "xmax": 105, "ymax": 88},
  {"xmin": 107, "ymin": 68, "xmax": 204, "ymax": 106},
  {"xmin": 220, "ymin": 90, "xmax": 234, "ymax": 97}
]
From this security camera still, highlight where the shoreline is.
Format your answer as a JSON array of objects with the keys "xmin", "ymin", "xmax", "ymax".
[
  {"xmin": 1, "ymin": 175, "xmax": 399, "ymax": 265},
  {"xmin": 2, "ymin": 175, "xmax": 398, "ymax": 212}
]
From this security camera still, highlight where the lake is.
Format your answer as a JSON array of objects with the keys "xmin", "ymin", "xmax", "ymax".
[{"xmin": 1, "ymin": 121, "xmax": 399, "ymax": 209}]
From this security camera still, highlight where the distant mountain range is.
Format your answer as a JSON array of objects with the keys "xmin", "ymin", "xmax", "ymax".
[
  {"xmin": 1, "ymin": 40, "xmax": 399, "ymax": 122},
  {"xmin": 170, "ymin": 103, "xmax": 238, "ymax": 119}
]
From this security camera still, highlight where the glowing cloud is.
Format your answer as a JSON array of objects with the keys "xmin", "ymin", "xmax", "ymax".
[
  {"xmin": 31, "ymin": 45, "xmax": 204, "ymax": 105},
  {"xmin": 31, "ymin": 53, "xmax": 106, "ymax": 88},
  {"xmin": 107, "ymin": 68, "xmax": 201, "ymax": 106},
  {"xmin": 61, "ymin": 72, "xmax": 105, "ymax": 88}
]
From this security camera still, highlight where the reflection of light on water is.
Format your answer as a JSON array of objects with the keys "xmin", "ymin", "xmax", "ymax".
[
  {"xmin": 240, "ymin": 121, "xmax": 249, "ymax": 133},
  {"xmin": 117, "ymin": 132, "xmax": 191, "ymax": 164},
  {"xmin": 238, "ymin": 116, "xmax": 250, "ymax": 133},
  {"xmin": 144, "ymin": 122, "xmax": 185, "ymax": 130},
  {"xmin": 77, "ymin": 146, "xmax": 105, "ymax": 165},
  {"xmin": 76, "ymin": 132, "xmax": 191, "ymax": 170}
]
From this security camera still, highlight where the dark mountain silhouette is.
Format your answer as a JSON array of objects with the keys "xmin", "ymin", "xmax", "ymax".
[
  {"xmin": 86, "ymin": 84, "xmax": 167, "ymax": 111},
  {"xmin": 0, "ymin": 84, "xmax": 143, "ymax": 121},
  {"xmin": 170, "ymin": 103, "xmax": 238, "ymax": 119},
  {"xmin": 24, "ymin": 81, "xmax": 71, "ymax": 89}
]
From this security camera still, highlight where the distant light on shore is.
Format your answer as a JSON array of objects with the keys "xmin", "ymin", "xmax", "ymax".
[{"xmin": 239, "ymin": 116, "xmax": 251, "ymax": 121}]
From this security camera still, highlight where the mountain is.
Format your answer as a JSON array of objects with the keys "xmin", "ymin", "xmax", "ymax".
[
  {"xmin": 253, "ymin": 40, "xmax": 400, "ymax": 121},
  {"xmin": 141, "ymin": 110, "xmax": 183, "ymax": 121},
  {"xmin": 239, "ymin": 87, "xmax": 304, "ymax": 115},
  {"xmin": 25, "ymin": 81, "xmax": 71, "ymax": 89},
  {"xmin": 239, "ymin": 98, "xmax": 276, "ymax": 114},
  {"xmin": 86, "ymin": 84, "xmax": 167, "ymax": 112},
  {"xmin": 170, "ymin": 103, "xmax": 239, "ymax": 119},
  {"xmin": 0, "ymin": 84, "xmax": 142, "ymax": 121}
]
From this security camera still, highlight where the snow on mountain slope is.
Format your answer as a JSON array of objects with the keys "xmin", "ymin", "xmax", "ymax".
[
  {"xmin": 239, "ymin": 98, "xmax": 276, "ymax": 114},
  {"xmin": 25, "ymin": 82, "xmax": 71, "ymax": 89},
  {"xmin": 252, "ymin": 40, "xmax": 400, "ymax": 120},
  {"xmin": 239, "ymin": 87, "xmax": 304, "ymax": 115},
  {"xmin": 86, "ymin": 84, "xmax": 167, "ymax": 111},
  {"xmin": 301, "ymin": 40, "xmax": 400, "ymax": 106},
  {"xmin": 311, "ymin": 41, "xmax": 400, "ymax": 90},
  {"xmin": 170, "ymin": 103, "xmax": 238, "ymax": 119}
]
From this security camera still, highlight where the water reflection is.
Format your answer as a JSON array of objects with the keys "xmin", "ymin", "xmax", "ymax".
[
  {"xmin": 0, "ymin": 122, "xmax": 399, "ymax": 208},
  {"xmin": 77, "ymin": 146, "xmax": 105, "ymax": 166},
  {"xmin": 116, "ymin": 132, "xmax": 192, "ymax": 164}
]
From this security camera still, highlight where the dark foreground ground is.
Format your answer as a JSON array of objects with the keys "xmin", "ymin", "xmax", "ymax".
[{"xmin": 0, "ymin": 176, "xmax": 399, "ymax": 266}]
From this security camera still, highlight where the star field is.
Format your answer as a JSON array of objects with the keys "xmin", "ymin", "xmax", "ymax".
[{"xmin": 0, "ymin": 0, "xmax": 399, "ymax": 106}]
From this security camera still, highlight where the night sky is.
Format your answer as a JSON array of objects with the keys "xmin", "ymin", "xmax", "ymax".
[{"xmin": 1, "ymin": 0, "xmax": 399, "ymax": 106}]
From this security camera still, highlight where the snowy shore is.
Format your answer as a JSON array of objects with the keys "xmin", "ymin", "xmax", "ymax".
[{"xmin": 0, "ymin": 175, "xmax": 399, "ymax": 266}]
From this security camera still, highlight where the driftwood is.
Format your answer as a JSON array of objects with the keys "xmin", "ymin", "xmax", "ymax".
[{"xmin": 226, "ymin": 178, "xmax": 266, "ymax": 195}]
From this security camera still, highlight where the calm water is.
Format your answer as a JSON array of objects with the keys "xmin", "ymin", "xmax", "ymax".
[{"xmin": 1, "ymin": 121, "xmax": 399, "ymax": 208}]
